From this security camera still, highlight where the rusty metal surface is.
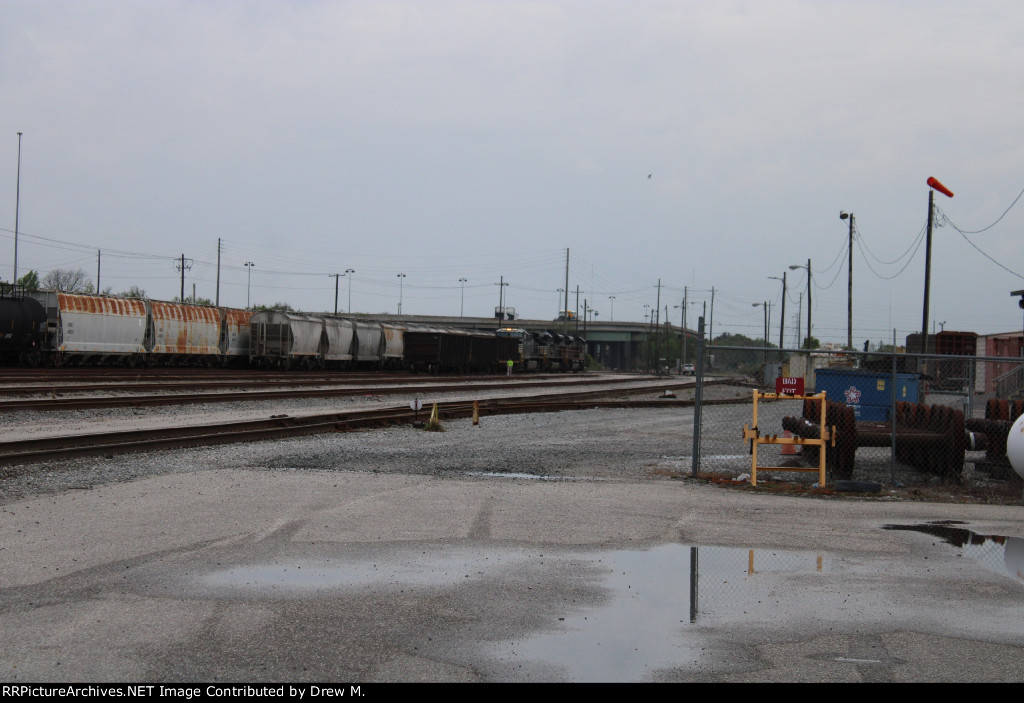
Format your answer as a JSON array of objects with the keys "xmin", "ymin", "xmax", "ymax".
[
  {"xmin": 220, "ymin": 308, "xmax": 251, "ymax": 357},
  {"xmin": 382, "ymin": 323, "xmax": 404, "ymax": 360},
  {"xmin": 149, "ymin": 301, "xmax": 221, "ymax": 356},
  {"xmin": 55, "ymin": 293, "xmax": 147, "ymax": 355}
]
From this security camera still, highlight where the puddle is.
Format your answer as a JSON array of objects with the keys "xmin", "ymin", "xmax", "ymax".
[
  {"xmin": 186, "ymin": 534, "xmax": 1022, "ymax": 681},
  {"xmin": 883, "ymin": 521, "xmax": 1024, "ymax": 585},
  {"xmin": 490, "ymin": 543, "xmax": 830, "ymax": 682}
]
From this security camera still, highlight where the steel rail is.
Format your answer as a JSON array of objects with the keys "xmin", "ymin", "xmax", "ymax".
[{"xmin": 0, "ymin": 376, "xmax": 690, "ymax": 412}]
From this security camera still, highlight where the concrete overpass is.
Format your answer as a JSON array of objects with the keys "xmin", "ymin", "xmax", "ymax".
[{"xmin": 347, "ymin": 312, "xmax": 693, "ymax": 371}]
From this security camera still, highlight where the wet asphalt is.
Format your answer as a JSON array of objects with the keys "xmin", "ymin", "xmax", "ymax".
[{"xmin": 2, "ymin": 463, "xmax": 1023, "ymax": 682}]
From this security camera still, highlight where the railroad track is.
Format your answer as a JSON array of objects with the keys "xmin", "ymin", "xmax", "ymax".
[
  {"xmin": 0, "ymin": 370, "xmax": 575, "ymax": 390},
  {"xmin": 0, "ymin": 375, "xmax": 692, "ymax": 412},
  {"xmin": 0, "ymin": 387, "xmax": 746, "ymax": 466}
]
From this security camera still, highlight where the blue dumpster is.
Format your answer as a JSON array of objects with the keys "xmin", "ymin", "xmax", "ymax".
[{"xmin": 814, "ymin": 368, "xmax": 919, "ymax": 421}]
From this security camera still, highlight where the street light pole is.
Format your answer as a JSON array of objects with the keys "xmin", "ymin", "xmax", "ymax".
[
  {"xmin": 244, "ymin": 261, "xmax": 255, "ymax": 308},
  {"xmin": 345, "ymin": 269, "xmax": 355, "ymax": 313},
  {"xmin": 789, "ymin": 259, "xmax": 811, "ymax": 347},
  {"xmin": 396, "ymin": 273, "xmax": 406, "ymax": 315},
  {"xmin": 840, "ymin": 211, "xmax": 854, "ymax": 349},
  {"xmin": 608, "ymin": 295, "xmax": 615, "ymax": 321},
  {"xmin": 459, "ymin": 278, "xmax": 467, "ymax": 316},
  {"xmin": 13, "ymin": 132, "xmax": 22, "ymax": 284}
]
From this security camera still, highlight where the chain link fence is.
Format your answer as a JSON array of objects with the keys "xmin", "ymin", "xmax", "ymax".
[{"xmin": 689, "ymin": 324, "xmax": 1024, "ymax": 492}]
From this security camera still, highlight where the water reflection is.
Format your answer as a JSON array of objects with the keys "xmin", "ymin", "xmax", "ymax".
[
  {"xmin": 492, "ymin": 543, "xmax": 828, "ymax": 682},
  {"xmin": 883, "ymin": 521, "xmax": 1024, "ymax": 585}
]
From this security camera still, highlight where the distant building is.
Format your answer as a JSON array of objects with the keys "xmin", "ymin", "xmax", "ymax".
[{"xmin": 977, "ymin": 331, "xmax": 1024, "ymax": 394}]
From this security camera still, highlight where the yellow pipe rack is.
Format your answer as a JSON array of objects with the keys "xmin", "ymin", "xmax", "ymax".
[{"xmin": 741, "ymin": 390, "xmax": 834, "ymax": 486}]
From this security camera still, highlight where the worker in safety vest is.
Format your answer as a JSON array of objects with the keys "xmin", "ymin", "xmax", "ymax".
[{"xmin": 506, "ymin": 359, "xmax": 514, "ymax": 376}]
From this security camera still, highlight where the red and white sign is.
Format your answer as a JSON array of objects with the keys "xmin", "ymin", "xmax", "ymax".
[{"xmin": 775, "ymin": 377, "xmax": 805, "ymax": 395}]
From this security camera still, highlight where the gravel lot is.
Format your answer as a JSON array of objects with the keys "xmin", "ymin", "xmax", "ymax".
[{"xmin": 0, "ymin": 377, "xmax": 1019, "ymax": 506}]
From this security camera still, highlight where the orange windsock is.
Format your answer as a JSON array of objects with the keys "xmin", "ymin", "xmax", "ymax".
[{"xmin": 927, "ymin": 177, "xmax": 954, "ymax": 198}]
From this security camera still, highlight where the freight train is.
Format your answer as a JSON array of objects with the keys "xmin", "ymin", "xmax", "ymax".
[{"xmin": 0, "ymin": 286, "xmax": 586, "ymax": 373}]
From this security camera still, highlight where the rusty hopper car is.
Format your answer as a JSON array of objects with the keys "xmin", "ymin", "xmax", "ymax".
[
  {"xmin": 50, "ymin": 293, "xmax": 148, "ymax": 365},
  {"xmin": 219, "ymin": 307, "xmax": 252, "ymax": 363},
  {"xmin": 147, "ymin": 301, "xmax": 221, "ymax": 364}
]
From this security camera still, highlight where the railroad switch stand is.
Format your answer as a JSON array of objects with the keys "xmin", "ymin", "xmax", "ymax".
[{"xmin": 742, "ymin": 390, "xmax": 834, "ymax": 487}]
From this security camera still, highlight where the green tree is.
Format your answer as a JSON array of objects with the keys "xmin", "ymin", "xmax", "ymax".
[
  {"xmin": 172, "ymin": 295, "xmax": 214, "ymax": 305},
  {"xmin": 253, "ymin": 302, "xmax": 294, "ymax": 312},
  {"xmin": 16, "ymin": 270, "xmax": 39, "ymax": 290},
  {"xmin": 119, "ymin": 286, "xmax": 147, "ymax": 299}
]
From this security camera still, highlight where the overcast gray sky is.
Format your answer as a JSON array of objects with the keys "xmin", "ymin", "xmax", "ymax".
[{"xmin": 2, "ymin": 0, "xmax": 1023, "ymax": 346}]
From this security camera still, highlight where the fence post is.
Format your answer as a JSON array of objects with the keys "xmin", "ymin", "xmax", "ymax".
[
  {"xmin": 890, "ymin": 351, "xmax": 898, "ymax": 484},
  {"xmin": 691, "ymin": 316, "xmax": 706, "ymax": 478}
]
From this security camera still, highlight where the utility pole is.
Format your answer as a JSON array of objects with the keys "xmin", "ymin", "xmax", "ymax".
[
  {"xmin": 215, "ymin": 238, "xmax": 221, "ymax": 306},
  {"xmin": 769, "ymin": 273, "xmax": 786, "ymax": 352},
  {"xmin": 654, "ymin": 279, "xmax": 662, "ymax": 373},
  {"xmin": 575, "ymin": 285, "xmax": 580, "ymax": 335},
  {"xmin": 495, "ymin": 276, "xmax": 509, "ymax": 320},
  {"xmin": 96, "ymin": 250, "xmax": 101, "ymax": 293},
  {"xmin": 682, "ymin": 286, "xmax": 688, "ymax": 366},
  {"xmin": 329, "ymin": 273, "xmax": 342, "ymax": 314},
  {"xmin": 563, "ymin": 248, "xmax": 570, "ymax": 335},
  {"xmin": 921, "ymin": 177, "xmax": 954, "ymax": 354},
  {"xmin": 176, "ymin": 255, "xmax": 193, "ymax": 302},
  {"xmin": 709, "ymin": 286, "xmax": 716, "ymax": 344},
  {"xmin": 922, "ymin": 190, "xmax": 935, "ymax": 354}
]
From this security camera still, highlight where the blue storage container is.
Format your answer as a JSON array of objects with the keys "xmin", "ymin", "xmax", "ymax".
[{"xmin": 814, "ymin": 368, "xmax": 919, "ymax": 421}]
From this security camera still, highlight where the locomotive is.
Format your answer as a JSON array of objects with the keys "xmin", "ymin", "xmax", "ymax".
[{"xmin": 0, "ymin": 288, "xmax": 587, "ymax": 373}]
